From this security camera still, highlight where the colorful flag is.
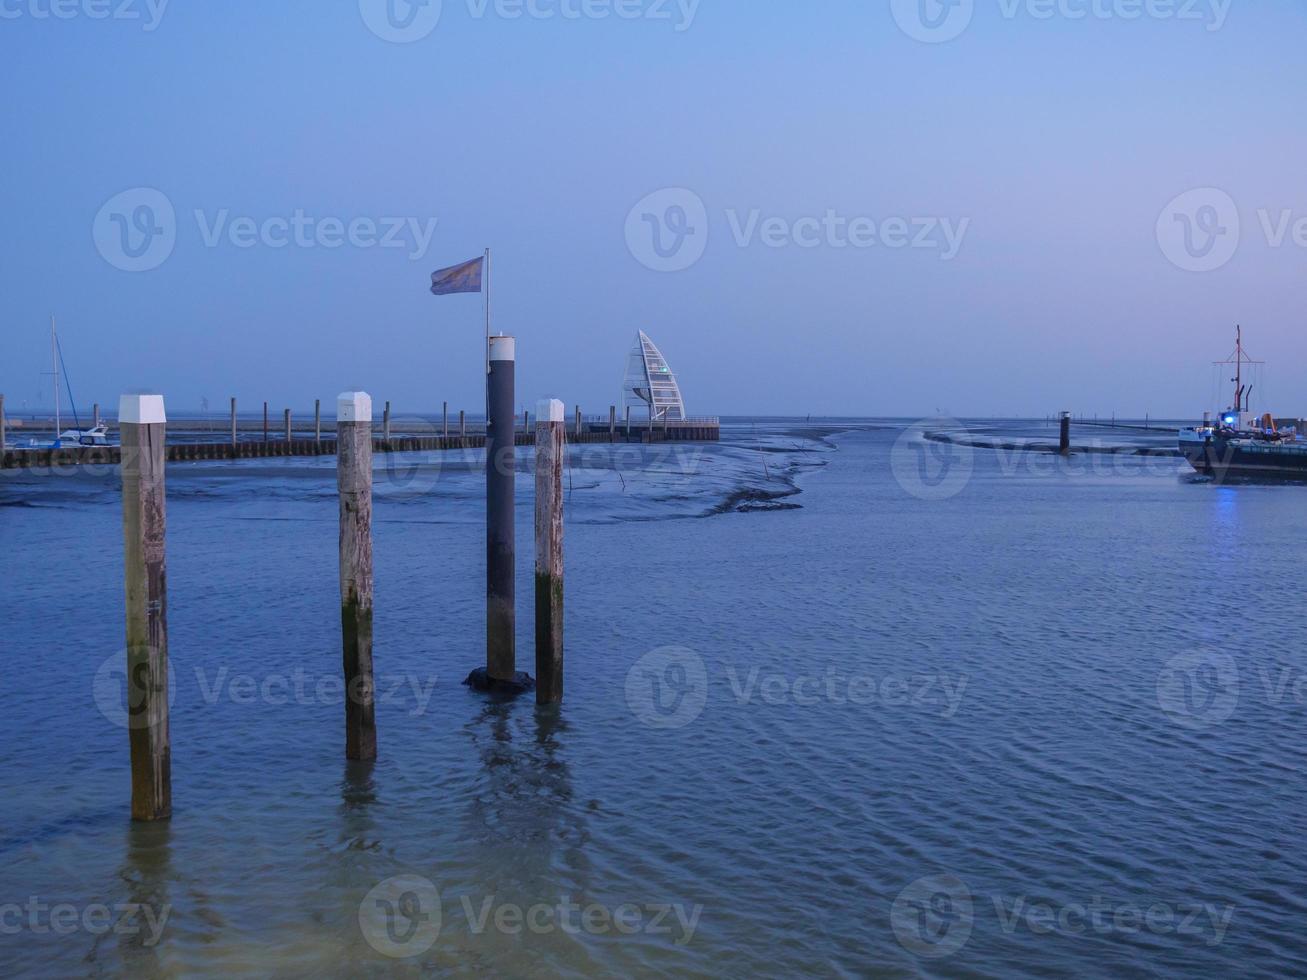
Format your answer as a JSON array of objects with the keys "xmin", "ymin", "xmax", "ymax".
[{"xmin": 430, "ymin": 256, "xmax": 484, "ymax": 295}]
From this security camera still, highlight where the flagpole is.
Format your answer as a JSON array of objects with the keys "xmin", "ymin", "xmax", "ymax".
[{"xmin": 484, "ymin": 247, "xmax": 491, "ymax": 422}]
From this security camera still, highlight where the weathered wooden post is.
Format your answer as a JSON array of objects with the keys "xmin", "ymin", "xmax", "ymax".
[
  {"xmin": 93, "ymin": 403, "xmax": 100, "ymax": 429},
  {"xmin": 337, "ymin": 391, "xmax": 376, "ymax": 761},
  {"xmin": 609, "ymin": 405, "xmax": 616, "ymax": 441},
  {"xmin": 523, "ymin": 409, "xmax": 530, "ymax": 437},
  {"xmin": 625, "ymin": 405, "xmax": 631, "ymax": 438},
  {"xmin": 262, "ymin": 402, "xmax": 269, "ymax": 443},
  {"xmin": 443, "ymin": 401, "xmax": 449, "ymax": 438},
  {"xmin": 535, "ymin": 399, "xmax": 565, "ymax": 704},
  {"xmin": 1, "ymin": 393, "xmax": 6, "ymax": 454},
  {"xmin": 1059, "ymin": 411, "xmax": 1071, "ymax": 456},
  {"xmin": 575, "ymin": 405, "xmax": 582, "ymax": 439},
  {"xmin": 314, "ymin": 399, "xmax": 321, "ymax": 443},
  {"xmin": 284, "ymin": 408, "xmax": 292, "ymax": 443},
  {"xmin": 383, "ymin": 401, "xmax": 391, "ymax": 443},
  {"xmin": 119, "ymin": 394, "xmax": 171, "ymax": 822},
  {"xmin": 230, "ymin": 397, "xmax": 237, "ymax": 448}
]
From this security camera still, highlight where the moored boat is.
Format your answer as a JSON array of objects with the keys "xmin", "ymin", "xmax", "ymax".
[{"xmin": 1180, "ymin": 327, "xmax": 1307, "ymax": 479}]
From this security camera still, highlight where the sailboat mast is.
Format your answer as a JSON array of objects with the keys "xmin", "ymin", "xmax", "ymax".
[
  {"xmin": 1235, "ymin": 324, "xmax": 1243, "ymax": 411},
  {"xmin": 51, "ymin": 314, "xmax": 60, "ymax": 435}
]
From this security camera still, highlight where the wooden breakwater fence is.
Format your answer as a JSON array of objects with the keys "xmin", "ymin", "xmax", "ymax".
[
  {"xmin": 0, "ymin": 404, "xmax": 719, "ymax": 470},
  {"xmin": 47, "ymin": 340, "xmax": 721, "ymax": 821}
]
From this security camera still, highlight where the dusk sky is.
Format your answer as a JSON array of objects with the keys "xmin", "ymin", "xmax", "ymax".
[{"xmin": 4, "ymin": 0, "xmax": 1306, "ymax": 418}]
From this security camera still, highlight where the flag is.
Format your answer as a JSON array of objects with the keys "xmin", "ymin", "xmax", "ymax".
[{"xmin": 430, "ymin": 256, "xmax": 484, "ymax": 295}]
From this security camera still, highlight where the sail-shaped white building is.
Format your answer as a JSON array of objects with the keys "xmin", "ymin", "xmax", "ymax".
[{"xmin": 622, "ymin": 331, "xmax": 686, "ymax": 422}]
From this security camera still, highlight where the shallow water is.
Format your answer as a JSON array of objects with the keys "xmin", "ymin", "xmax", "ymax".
[{"xmin": 1, "ymin": 420, "xmax": 1303, "ymax": 977}]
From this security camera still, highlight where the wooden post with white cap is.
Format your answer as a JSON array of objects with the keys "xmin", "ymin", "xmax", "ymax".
[
  {"xmin": 119, "ymin": 393, "xmax": 171, "ymax": 821},
  {"xmin": 535, "ymin": 399, "xmax": 565, "ymax": 704},
  {"xmin": 337, "ymin": 391, "xmax": 376, "ymax": 761}
]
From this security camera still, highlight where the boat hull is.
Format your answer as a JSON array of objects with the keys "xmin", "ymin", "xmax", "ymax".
[{"xmin": 1180, "ymin": 435, "xmax": 1307, "ymax": 480}]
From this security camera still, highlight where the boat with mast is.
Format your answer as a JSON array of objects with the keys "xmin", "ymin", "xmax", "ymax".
[
  {"xmin": 1179, "ymin": 326, "xmax": 1307, "ymax": 478},
  {"xmin": 29, "ymin": 317, "xmax": 110, "ymax": 448}
]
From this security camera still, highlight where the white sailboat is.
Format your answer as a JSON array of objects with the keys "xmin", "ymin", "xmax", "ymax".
[{"xmin": 47, "ymin": 317, "xmax": 109, "ymax": 448}]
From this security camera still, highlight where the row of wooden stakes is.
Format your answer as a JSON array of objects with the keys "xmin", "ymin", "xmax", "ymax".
[{"xmin": 117, "ymin": 376, "xmax": 566, "ymax": 822}]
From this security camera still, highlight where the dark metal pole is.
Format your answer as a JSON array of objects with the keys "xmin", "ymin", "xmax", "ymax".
[
  {"xmin": 487, "ymin": 336, "xmax": 517, "ymax": 682},
  {"xmin": 1059, "ymin": 411, "xmax": 1071, "ymax": 456}
]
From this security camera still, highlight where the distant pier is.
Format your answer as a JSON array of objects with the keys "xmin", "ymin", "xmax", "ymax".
[{"xmin": 1, "ymin": 413, "xmax": 720, "ymax": 470}]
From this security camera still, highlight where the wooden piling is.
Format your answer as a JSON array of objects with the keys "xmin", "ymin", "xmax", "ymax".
[
  {"xmin": 575, "ymin": 405, "xmax": 582, "ymax": 439},
  {"xmin": 1059, "ymin": 412, "xmax": 1071, "ymax": 456},
  {"xmin": 625, "ymin": 406, "xmax": 631, "ymax": 438},
  {"xmin": 314, "ymin": 399, "xmax": 321, "ymax": 442},
  {"xmin": 460, "ymin": 410, "xmax": 466, "ymax": 437},
  {"xmin": 263, "ymin": 402, "xmax": 269, "ymax": 443},
  {"xmin": 284, "ymin": 408, "xmax": 292, "ymax": 443},
  {"xmin": 383, "ymin": 402, "xmax": 391, "ymax": 443},
  {"xmin": 486, "ymin": 336, "xmax": 517, "ymax": 682},
  {"xmin": 535, "ymin": 399, "xmax": 565, "ymax": 704},
  {"xmin": 609, "ymin": 405, "xmax": 616, "ymax": 441},
  {"xmin": 93, "ymin": 403, "xmax": 100, "ymax": 429},
  {"xmin": 337, "ymin": 391, "xmax": 376, "ymax": 761},
  {"xmin": 230, "ymin": 398, "xmax": 237, "ymax": 448},
  {"xmin": 119, "ymin": 394, "xmax": 171, "ymax": 822},
  {"xmin": 443, "ymin": 401, "xmax": 448, "ymax": 438},
  {"xmin": 0, "ymin": 393, "xmax": 5, "ymax": 454}
]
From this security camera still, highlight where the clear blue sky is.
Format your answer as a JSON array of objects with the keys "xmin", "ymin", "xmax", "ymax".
[{"xmin": 3, "ymin": 0, "xmax": 1306, "ymax": 418}]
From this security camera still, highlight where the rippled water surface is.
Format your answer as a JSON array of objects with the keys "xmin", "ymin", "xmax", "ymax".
[{"xmin": 2, "ymin": 420, "xmax": 1304, "ymax": 977}]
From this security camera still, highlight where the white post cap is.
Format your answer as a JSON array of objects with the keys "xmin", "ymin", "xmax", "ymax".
[
  {"xmin": 118, "ymin": 394, "xmax": 166, "ymax": 425},
  {"xmin": 337, "ymin": 391, "xmax": 372, "ymax": 422},
  {"xmin": 536, "ymin": 399, "xmax": 565, "ymax": 423},
  {"xmin": 488, "ymin": 335, "xmax": 516, "ymax": 362}
]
